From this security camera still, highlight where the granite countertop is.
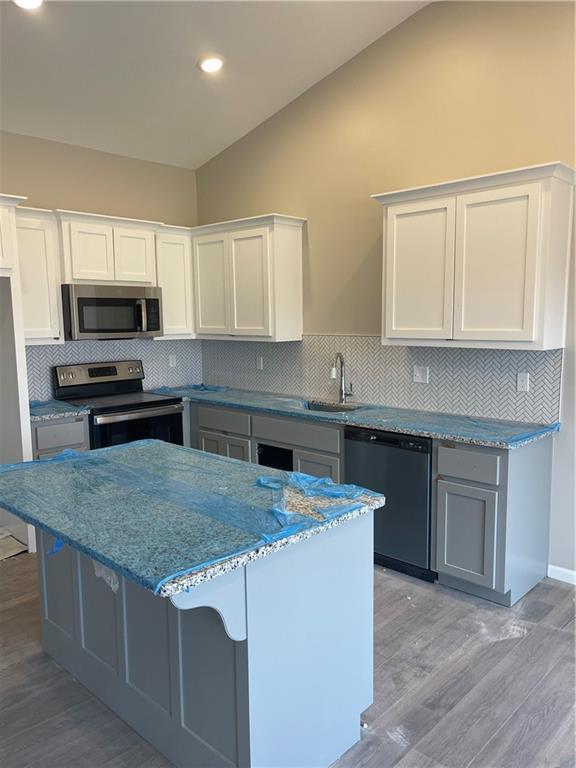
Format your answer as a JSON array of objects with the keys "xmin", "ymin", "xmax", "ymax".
[
  {"xmin": 29, "ymin": 384, "xmax": 559, "ymax": 449},
  {"xmin": 151, "ymin": 385, "xmax": 559, "ymax": 450},
  {"xmin": 0, "ymin": 440, "xmax": 383, "ymax": 596},
  {"xmin": 29, "ymin": 399, "xmax": 91, "ymax": 422}
]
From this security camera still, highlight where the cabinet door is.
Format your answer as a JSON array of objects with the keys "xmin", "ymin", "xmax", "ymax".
[
  {"xmin": 385, "ymin": 198, "xmax": 455, "ymax": 339},
  {"xmin": 70, "ymin": 221, "xmax": 114, "ymax": 280},
  {"xmin": 156, "ymin": 233, "xmax": 194, "ymax": 336},
  {"xmin": 113, "ymin": 227, "xmax": 156, "ymax": 283},
  {"xmin": 198, "ymin": 430, "xmax": 224, "ymax": 456},
  {"xmin": 436, "ymin": 480, "xmax": 498, "ymax": 589},
  {"xmin": 454, "ymin": 183, "xmax": 541, "ymax": 341},
  {"xmin": 229, "ymin": 227, "xmax": 271, "ymax": 336},
  {"xmin": 293, "ymin": 450, "xmax": 341, "ymax": 482},
  {"xmin": 193, "ymin": 234, "xmax": 230, "ymax": 334},
  {"xmin": 17, "ymin": 217, "xmax": 61, "ymax": 340},
  {"xmin": 223, "ymin": 436, "xmax": 251, "ymax": 463}
]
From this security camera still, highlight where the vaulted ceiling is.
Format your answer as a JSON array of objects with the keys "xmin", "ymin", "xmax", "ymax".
[{"xmin": 0, "ymin": 1, "xmax": 426, "ymax": 168}]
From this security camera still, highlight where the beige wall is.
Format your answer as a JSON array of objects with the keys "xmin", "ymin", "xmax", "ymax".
[
  {"xmin": 0, "ymin": 132, "xmax": 197, "ymax": 226},
  {"xmin": 197, "ymin": 1, "xmax": 575, "ymax": 335}
]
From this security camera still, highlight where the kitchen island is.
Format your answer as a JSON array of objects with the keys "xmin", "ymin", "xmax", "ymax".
[{"xmin": 0, "ymin": 440, "xmax": 384, "ymax": 768}]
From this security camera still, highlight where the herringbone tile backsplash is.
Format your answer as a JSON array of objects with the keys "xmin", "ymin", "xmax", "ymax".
[
  {"xmin": 26, "ymin": 335, "xmax": 562, "ymax": 423},
  {"xmin": 202, "ymin": 336, "xmax": 562, "ymax": 423},
  {"xmin": 26, "ymin": 339, "xmax": 203, "ymax": 401}
]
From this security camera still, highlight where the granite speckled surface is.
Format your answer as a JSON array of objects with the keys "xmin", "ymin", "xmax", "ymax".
[
  {"xmin": 30, "ymin": 399, "xmax": 91, "ymax": 422},
  {"xmin": 152, "ymin": 386, "xmax": 559, "ymax": 449},
  {"xmin": 0, "ymin": 440, "xmax": 383, "ymax": 596}
]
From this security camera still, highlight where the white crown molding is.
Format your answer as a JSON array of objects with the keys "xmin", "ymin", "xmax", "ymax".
[
  {"xmin": 372, "ymin": 162, "xmax": 576, "ymax": 206},
  {"xmin": 55, "ymin": 208, "xmax": 163, "ymax": 228},
  {"xmin": 0, "ymin": 193, "xmax": 28, "ymax": 208},
  {"xmin": 191, "ymin": 213, "xmax": 307, "ymax": 235}
]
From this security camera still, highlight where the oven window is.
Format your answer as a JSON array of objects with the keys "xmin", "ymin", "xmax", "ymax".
[
  {"xmin": 92, "ymin": 413, "xmax": 184, "ymax": 449},
  {"xmin": 78, "ymin": 298, "xmax": 139, "ymax": 334}
]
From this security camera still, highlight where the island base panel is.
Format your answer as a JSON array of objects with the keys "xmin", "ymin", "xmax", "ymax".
[{"xmin": 36, "ymin": 513, "xmax": 373, "ymax": 768}]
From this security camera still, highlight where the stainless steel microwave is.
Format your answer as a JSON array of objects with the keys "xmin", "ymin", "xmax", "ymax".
[{"xmin": 62, "ymin": 284, "xmax": 163, "ymax": 340}]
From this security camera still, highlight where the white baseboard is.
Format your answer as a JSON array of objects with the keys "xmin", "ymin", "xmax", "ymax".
[{"xmin": 547, "ymin": 564, "xmax": 576, "ymax": 585}]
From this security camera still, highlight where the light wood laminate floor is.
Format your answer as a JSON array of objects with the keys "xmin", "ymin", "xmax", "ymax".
[{"xmin": 0, "ymin": 554, "xmax": 574, "ymax": 768}]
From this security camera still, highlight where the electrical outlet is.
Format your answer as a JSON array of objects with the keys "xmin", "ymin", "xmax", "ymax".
[
  {"xmin": 517, "ymin": 372, "xmax": 530, "ymax": 392},
  {"xmin": 413, "ymin": 365, "xmax": 429, "ymax": 384},
  {"xmin": 168, "ymin": 355, "xmax": 178, "ymax": 368},
  {"xmin": 256, "ymin": 356, "xmax": 264, "ymax": 371}
]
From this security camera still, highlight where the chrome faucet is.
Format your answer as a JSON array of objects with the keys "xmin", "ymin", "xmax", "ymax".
[{"xmin": 331, "ymin": 353, "xmax": 353, "ymax": 404}]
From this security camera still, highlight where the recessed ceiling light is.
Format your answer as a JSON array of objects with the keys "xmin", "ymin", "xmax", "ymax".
[
  {"xmin": 12, "ymin": 0, "xmax": 43, "ymax": 9},
  {"xmin": 197, "ymin": 56, "xmax": 224, "ymax": 74}
]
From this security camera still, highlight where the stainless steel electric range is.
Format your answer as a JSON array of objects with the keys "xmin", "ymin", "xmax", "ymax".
[{"xmin": 53, "ymin": 360, "xmax": 183, "ymax": 449}]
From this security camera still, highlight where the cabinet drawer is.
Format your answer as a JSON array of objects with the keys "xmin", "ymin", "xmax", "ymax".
[
  {"xmin": 197, "ymin": 406, "xmax": 251, "ymax": 436},
  {"xmin": 35, "ymin": 419, "xmax": 87, "ymax": 451},
  {"xmin": 252, "ymin": 415, "xmax": 340, "ymax": 454},
  {"xmin": 438, "ymin": 446, "xmax": 500, "ymax": 485}
]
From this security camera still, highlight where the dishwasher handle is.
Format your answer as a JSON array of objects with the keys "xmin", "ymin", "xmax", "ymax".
[{"xmin": 344, "ymin": 427, "xmax": 431, "ymax": 453}]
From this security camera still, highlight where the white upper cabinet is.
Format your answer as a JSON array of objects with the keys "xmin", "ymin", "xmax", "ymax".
[
  {"xmin": 155, "ymin": 227, "xmax": 195, "ymax": 338},
  {"xmin": 113, "ymin": 227, "xmax": 156, "ymax": 283},
  {"xmin": 453, "ymin": 184, "xmax": 540, "ymax": 342},
  {"xmin": 192, "ymin": 214, "xmax": 305, "ymax": 341},
  {"xmin": 374, "ymin": 163, "xmax": 575, "ymax": 350},
  {"xmin": 385, "ymin": 197, "xmax": 455, "ymax": 339},
  {"xmin": 194, "ymin": 233, "xmax": 229, "ymax": 334},
  {"xmin": 0, "ymin": 194, "xmax": 28, "ymax": 272},
  {"xmin": 58, "ymin": 211, "xmax": 161, "ymax": 285},
  {"xmin": 229, "ymin": 227, "xmax": 271, "ymax": 336},
  {"xmin": 16, "ymin": 209, "xmax": 62, "ymax": 343},
  {"xmin": 69, "ymin": 220, "xmax": 114, "ymax": 280}
]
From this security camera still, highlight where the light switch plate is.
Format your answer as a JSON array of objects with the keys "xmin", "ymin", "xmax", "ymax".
[
  {"xmin": 517, "ymin": 372, "xmax": 530, "ymax": 392},
  {"xmin": 256, "ymin": 356, "xmax": 264, "ymax": 371},
  {"xmin": 168, "ymin": 355, "xmax": 178, "ymax": 368},
  {"xmin": 413, "ymin": 365, "xmax": 430, "ymax": 384}
]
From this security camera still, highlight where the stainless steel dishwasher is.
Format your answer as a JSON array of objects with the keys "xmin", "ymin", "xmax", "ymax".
[{"xmin": 344, "ymin": 427, "xmax": 434, "ymax": 581}]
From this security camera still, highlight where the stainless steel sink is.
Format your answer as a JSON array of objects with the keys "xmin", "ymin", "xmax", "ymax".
[{"xmin": 306, "ymin": 400, "xmax": 363, "ymax": 413}]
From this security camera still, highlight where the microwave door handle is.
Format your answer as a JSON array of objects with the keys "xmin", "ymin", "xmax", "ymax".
[{"xmin": 136, "ymin": 298, "xmax": 148, "ymax": 332}]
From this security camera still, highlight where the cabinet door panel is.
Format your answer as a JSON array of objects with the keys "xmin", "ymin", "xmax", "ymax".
[
  {"xmin": 293, "ymin": 450, "xmax": 341, "ymax": 482},
  {"xmin": 229, "ymin": 227, "xmax": 271, "ymax": 336},
  {"xmin": 70, "ymin": 221, "xmax": 114, "ymax": 280},
  {"xmin": 436, "ymin": 480, "xmax": 498, "ymax": 589},
  {"xmin": 17, "ymin": 217, "xmax": 61, "ymax": 339},
  {"xmin": 385, "ymin": 198, "xmax": 455, "ymax": 339},
  {"xmin": 156, "ymin": 234, "xmax": 194, "ymax": 336},
  {"xmin": 193, "ymin": 235, "xmax": 229, "ymax": 334},
  {"xmin": 198, "ymin": 430, "xmax": 224, "ymax": 456},
  {"xmin": 454, "ymin": 183, "xmax": 541, "ymax": 341},
  {"xmin": 223, "ymin": 436, "xmax": 251, "ymax": 463},
  {"xmin": 113, "ymin": 227, "xmax": 156, "ymax": 283}
]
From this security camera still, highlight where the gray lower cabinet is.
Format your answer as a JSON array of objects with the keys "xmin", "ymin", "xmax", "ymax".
[
  {"xmin": 225, "ymin": 435, "xmax": 252, "ymax": 462},
  {"xmin": 436, "ymin": 480, "xmax": 498, "ymax": 589},
  {"xmin": 434, "ymin": 437, "xmax": 553, "ymax": 606},
  {"xmin": 294, "ymin": 449, "xmax": 340, "ymax": 482},
  {"xmin": 193, "ymin": 407, "xmax": 343, "ymax": 480},
  {"xmin": 198, "ymin": 429, "xmax": 252, "ymax": 462},
  {"xmin": 31, "ymin": 415, "xmax": 90, "ymax": 460},
  {"xmin": 198, "ymin": 429, "xmax": 224, "ymax": 456}
]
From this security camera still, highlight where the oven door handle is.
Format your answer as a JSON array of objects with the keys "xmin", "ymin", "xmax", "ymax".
[{"xmin": 93, "ymin": 403, "xmax": 183, "ymax": 425}]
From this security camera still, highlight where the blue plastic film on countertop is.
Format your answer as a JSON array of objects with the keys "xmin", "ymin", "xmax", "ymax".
[
  {"xmin": 29, "ymin": 399, "xmax": 91, "ymax": 421},
  {"xmin": 150, "ymin": 386, "xmax": 559, "ymax": 449},
  {"xmin": 0, "ymin": 440, "xmax": 380, "ymax": 595}
]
